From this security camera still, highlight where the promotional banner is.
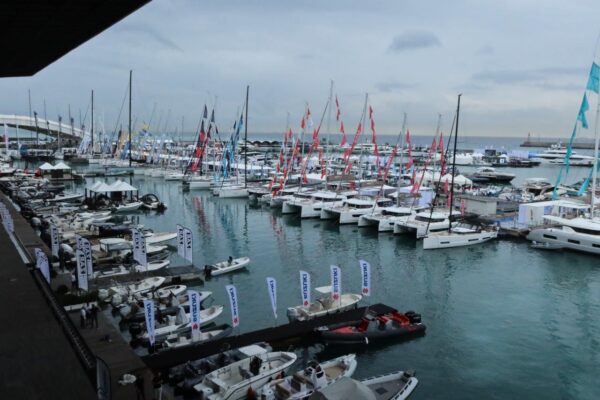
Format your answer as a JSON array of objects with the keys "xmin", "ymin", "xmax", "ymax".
[
  {"xmin": 359, "ymin": 260, "xmax": 371, "ymax": 296},
  {"xmin": 35, "ymin": 248, "xmax": 50, "ymax": 283},
  {"xmin": 177, "ymin": 224, "xmax": 185, "ymax": 258},
  {"xmin": 330, "ymin": 265, "xmax": 341, "ymax": 301},
  {"xmin": 143, "ymin": 299, "xmax": 156, "ymax": 346},
  {"xmin": 225, "ymin": 284, "xmax": 240, "ymax": 327},
  {"xmin": 81, "ymin": 237, "xmax": 93, "ymax": 276},
  {"xmin": 50, "ymin": 224, "xmax": 59, "ymax": 257},
  {"xmin": 76, "ymin": 249, "xmax": 88, "ymax": 291},
  {"xmin": 132, "ymin": 229, "xmax": 147, "ymax": 268},
  {"xmin": 266, "ymin": 277, "xmax": 277, "ymax": 319},
  {"xmin": 299, "ymin": 270, "xmax": 311, "ymax": 307},
  {"xmin": 188, "ymin": 290, "xmax": 202, "ymax": 341},
  {"xmin": 183, "ymin": 227, "xmax": 193, "ymax": 264}
]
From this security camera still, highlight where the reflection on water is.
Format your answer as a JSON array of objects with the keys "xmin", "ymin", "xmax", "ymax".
[{"xmin": 60, "ymin": 175, "xmax": 600, "ymax": 399}]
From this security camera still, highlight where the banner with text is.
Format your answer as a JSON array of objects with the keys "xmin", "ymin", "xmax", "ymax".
[
  {"xmin": 225, "ymin": 284, "xmax": 240, "ymax": 327},
  {"xmin": 299, "ymin": 270, "xmax": 311, "ymax": 307},
  {"xmin": 359, "ymin": 260, "xmax": 371, "ymax": 296},
  {"xmin": 266, "ymin": 277, "xmax": 277, "ymax": 319},
  {"xmin": 188, "ymin": 290, "xmax": 203, "ymax": 341}
]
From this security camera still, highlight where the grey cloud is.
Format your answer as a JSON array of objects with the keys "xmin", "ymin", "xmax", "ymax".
[
  {"xmin": 476, "ymin": 45, "xmax": 494, "ymax": 55},
  {"xmin": 114, "ymin": 24, "xmax": 184, "ymax": 53},
  {"xmin": 375, "ymin": 81, "xmax": 416, "ymax": 93},
  {"xmin": 388, "ymin": 31, "xmax": 441, "ymax": 53}
]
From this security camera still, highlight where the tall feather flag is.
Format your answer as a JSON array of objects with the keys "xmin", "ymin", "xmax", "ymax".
[
  {"xmin": 335, "ymin": 96, "xmax": 341, "ymax": 121},
  {"xmin": 577, "ymin": 93, "xmax": 590, "ymax": 129},
  {"xmin": 368, "ymin": 106, "xmax": 381, "ymax": 175},
  {"xmin": 340, "ymin": 122, "xmax": 347, "ymax": 146},
  {"xmin": 587, "ymin": 62, "xmax": 600, "ymax": 94}
]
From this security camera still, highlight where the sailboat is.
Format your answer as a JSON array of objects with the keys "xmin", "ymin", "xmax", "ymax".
[
  {"xmin": 526, "ymin": 61, "xmax": 600, "ymax": 254},
  {"xmin": 213, "ymin": 86, "xmax": 251, "ymax": 198},
  {"xmin": 422, "ymin": 94, "xmax": 498, "ymax": 250}
]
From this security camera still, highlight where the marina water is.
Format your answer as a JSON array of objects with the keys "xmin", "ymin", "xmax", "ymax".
[{"xmin": 88, "ymin": 167, "xmax": 600, "ymax": 400}]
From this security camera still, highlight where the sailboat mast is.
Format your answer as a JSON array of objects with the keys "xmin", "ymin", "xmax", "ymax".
[
  {"xmin": 128, "ymin": 70, "xmax": 132, "ymax": 167},
  {"xmin": 448, "ymin": 94, "xmax": 461, "ymax": 231},
  {"xmin": 592, "ymin": 88, "xmax": 600, "ymax": 217},
  {"xmin": 91, "ymin": 90, "xmax": 94, "ymax": 154},
  {"xmin": 244, "ymin": 85, "xmax": 249, "ymax": 188},
  {"xmin": 326, "ymin": 80, "xmax": 333, "ymax": 158}
]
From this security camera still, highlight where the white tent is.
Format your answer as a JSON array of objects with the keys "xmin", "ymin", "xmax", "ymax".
[
  {"xmin": 86, "ymin": 181, "xmax": 112, "ymax": 193},
  {"xmin": 38, "ymin": 162, "xmax": 54, "ymax": 170},
  {"xmin": 108, "ymin": 180, "xmax": 137, "ymax": 192},
  {"xmin": 53, "ymin": 162, "xmax": 71, "ymax": 170}
]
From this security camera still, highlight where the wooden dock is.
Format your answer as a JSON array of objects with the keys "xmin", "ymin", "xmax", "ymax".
[{"xmin": 142, "ymin": 303, "xmax": 406, "ymax": 370}]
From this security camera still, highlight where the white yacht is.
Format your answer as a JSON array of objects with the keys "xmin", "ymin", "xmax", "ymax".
[
  {"xmin": 283, "ymin": 190, "xmax": 356, "ymax": 219},
  {"xmin": 193, "ymin": 351, "xmax": 297, "ymax": 399},
  {"xmin": 526, "ymin": 215, "xmax": 600, "ymax": 254},
  {"xmin": 393, "ymin": 210, "xmax": 460, "ymax": 238},
  {"xmin": 320, "ymin": 197, "xmax": 393, "ymax": 224},
  {"xmin": 212, "ymin": 184, "xmax": 249, "ymax": 198},
  {"xmin": 422, "ymin": 223, "xmax": 498, "ymax": 250},
  {"xmin": 358, "ymin": 206, "xmax": 426, "ymax": 232},
  {"xmin": 532, "ymin": 145, "xmax": 594, "ymax": 165},
  {"xmin": 287, "ymin": 286, "xmax": 362, "ymax": 322}
]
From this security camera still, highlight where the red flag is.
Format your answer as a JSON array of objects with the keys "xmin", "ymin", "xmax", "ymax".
[
  {"xmin": 335, "ymin": 96, "xmax": 341, "ymax": 121},
  {"xmin": 444, "ymin": 178, "xmax": 449, "ymax": 194},
  {"xmin": 439, "ymin": 132, "xmax": 446, "ymax": 175},
  {"xmin": 368, "ymin": 105, "xmax": 373, "ymax": 120},
  {"xmin": 300, "ymin": 116, "xmax": 305, "ymax": 130},
  {"xmin": 340, "ymin": 122, "xmax": 347, "ymax": 146},
  {"xmin": 460, "ymin": 199, "xmax": 465, "ymax": 216}
]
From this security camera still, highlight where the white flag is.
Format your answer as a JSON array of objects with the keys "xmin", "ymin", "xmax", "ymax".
[
  {"xmin": 76, "ymin": 249, "xmax": 88, "ymax": 291},
  {"xmin": 183, "ymin": 228, "xmax": 193, "ymax": 264},
  {"xmin": 188, "ymin": 290, "xmax": 202, "ymax": 341},
  {"xmin": 359, "ymin": 260, "xmax": 371, "ymax": 296},
  {"xmin": 50, "ymin": 224, "xmax": 59, "ymax": 257},
  {"xmin": 299, "ymin": 270, "xmax": 311, "ymax": 307},
  {"xmin": 330, "ymin": 265, "xmax": 341, "ymax": 301},
  {"xmin": 143, "ymin": 299, "xmax": 156, "ymax": 346},
  {"xmin": 176, "ymin": 224, "xmax": 185, "ymax": 258},
  {"xmin": 266, "ymin": 277, "xmax": 277, "ymax": 319},
  {"xmin": 132, "ymin": 229, "xmax": 147, "ymax": 268},
  {"xmin": 35, "ymin": 248, "xmax": 50, "ymax": 283},
  {"xmin": 81, "ymin": 238, "xmax": 93, "ymax": 276},
  {"xmin": 225, "ymin": 284, "xmax": 240, "ymax": 327}
]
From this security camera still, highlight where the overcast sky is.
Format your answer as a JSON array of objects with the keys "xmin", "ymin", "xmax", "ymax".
[{"xmin": 3, "ymin": 0, "xmax": 600, "ymax": 138}]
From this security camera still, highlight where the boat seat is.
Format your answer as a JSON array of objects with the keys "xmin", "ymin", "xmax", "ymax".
[
  {"xmin": 239, "ymin": 366, "xmax": 253, "ymax": 379},
  {"xmin": 275, "ymin": 383, "xmax": 291, "ymax": 397}
]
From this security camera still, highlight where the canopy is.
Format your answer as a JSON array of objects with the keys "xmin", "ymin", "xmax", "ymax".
[
  {"xmin": 442, "ymin": 174, "xmax": 472, "ymax": 186},
  {"xmin": 86, "ymin": 181, "xmax": 112, "ymax": 192},
  {"xmin": 53, "ymin": 162, "xmax": 71, "ymax": 170},
  {"xmin": 108, "ymin": 180, "xmax": 137, "ymax": 192},
  {"xmin": 38, "ymin": 162, "xmax": 54, "ymax": 170}
]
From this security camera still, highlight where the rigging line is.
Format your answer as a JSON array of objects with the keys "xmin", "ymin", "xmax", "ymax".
[
  {"xmin": 109, "ymin": 79, "xmax": 130, "ymax": 148},
  {"xmin": 424, "ymin": 112, "xmax": 457, "ymax": 235}
]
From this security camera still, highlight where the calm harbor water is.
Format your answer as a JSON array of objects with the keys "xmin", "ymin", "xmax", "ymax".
[{"xmin": 90, "ymin": 171, "xmax": 600, "ymax": 400}]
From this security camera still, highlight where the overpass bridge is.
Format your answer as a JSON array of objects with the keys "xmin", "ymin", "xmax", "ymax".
[{"xmin": 0, "ymin": 114, "xmax": 90, "ymax": 143}]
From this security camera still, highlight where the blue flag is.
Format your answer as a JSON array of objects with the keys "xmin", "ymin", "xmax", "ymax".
[
  {"xmin": 577, "ymin": 93, "xmax": 589, "ymax": 129},
  {"xmin": 587, "ymin": 62, "xmax": 600, "ymax": 94}
]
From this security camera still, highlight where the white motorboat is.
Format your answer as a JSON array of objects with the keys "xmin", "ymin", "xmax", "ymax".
[
  {"xmin": 144, "ymin": 231, "xmax": 178, "ymax": 245},
  {"xmin": 133, "ymin": 259, "xmax": 170, "ymax": 272},
  {"xmin": 320, "ymin": 197, "xmax": 394, "ymax": 224},
  {"xmin": 193, "ymin": 351, "xmax": 298, "ymax": 399},
  {"xmin": 92, "ymin": 265, "xmax": 130, "ymax": 279},
  {"xmin": 47, "ymin": 192, "xmax": 84, "ymax": 203},
  {"xmin": 113, "ymin": 201, "xmax": 143, "ymax": 212},
  {"xmin": 526, "ymin": 216, "xmax": 600, "ymax": 255},
  {"xmin": 287, "ymin": 286, "xmax": 362, "ymax": 322},
  {"xmin": 532, "ymin": 145, "xmax": 594, "ymax": 165},
  {"xmin": 156, "ymin": 284, "xmax": 187, "ymax": 299},
  {"xmin": 213, "ymin": 184, "xmax": 249, "ymax": 198},
  {"xmin": 312, "ymin": 370, "xmax": 418, "ymax": 400},
  {"xmin": 164, "ymin": 171, "xmax": 185, "ymax": 181},
  {"xmin": 358, "ymin": 206, "xmax": 424, "ymax": 232},
  {"xmin": 141, "ymin": 305, "xmax": 224, "ymax": 342},
  {"xmin": 393, "ymin": 210, "xmax": 459, "ymax": 238},
  {"xmin": 163, "ymin": 324, "xmax": 233, "ymax": 349},
  {"xmin": 99, "ymin": 276, "xmax": 166, "ymax": 302},
  {"xmin": 91, "ymin": 238, "xmax": 167, "ymax": 263},
  {"xmin": 259, "ymin": 354, "xmax": 357, "ymax": 400},
  {"xmin": 422, "ymin": 223, "xmax": 498, "ymax": 250},
  {"xmin": 205, "ymin": 257, "xmax": 251, "ymax": 277},
  {"xmin": 140, "ymin": 193, "xmax": 167, "ymax": 210}
]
